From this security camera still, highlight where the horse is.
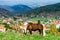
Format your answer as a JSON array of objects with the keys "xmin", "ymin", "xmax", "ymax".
[
  {"xmin": 26, "ymin": 20, "xmax": 43, "ymax": 35},
  {"xmin": 20, "ymin": 20, "xmax": 46, "ymax": 36}
]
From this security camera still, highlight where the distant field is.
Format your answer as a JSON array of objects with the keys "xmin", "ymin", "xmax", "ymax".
[
  {"xmin": 27, "ymin": 17, "xmax": 49, "ymax": 23},
  {"xmin": 0, "ymin": 32, "xmax": 60, "ymax": 40}
]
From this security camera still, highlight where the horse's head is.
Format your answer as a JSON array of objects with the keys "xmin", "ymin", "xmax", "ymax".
[{"xmin": 19, "ymin": 21, "xmax": 28, "ymax": 34}]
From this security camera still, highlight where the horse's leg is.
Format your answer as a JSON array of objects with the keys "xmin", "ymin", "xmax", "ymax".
[
  {"xmin": 41, "ymin": 29, "xmax": 43, "ymax": 35},
  {"xmin": 43, "ymin": 27, "xmax": 46, "ymax": 36},
  {"xmin": 24, "ymin": 29, "xmax": 27, "ymax": 35},
  {"xmin": 29, "ymin": 30, "xmax": 32, "ymax": 34},
  {"xmin": 38, "ymin": 29, "xmax": 41, "ymax": 34}
]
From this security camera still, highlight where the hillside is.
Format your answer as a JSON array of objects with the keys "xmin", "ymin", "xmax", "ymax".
[
  {"xmin": 0, "ymin": 3, "xmax": 60, "ymax": 17},
  {"xmin": 0, "ymin": 5, "xmax": 32, "ymax": 13},
  {"xmin": 11, "ymin": 5, "xmax": 32, "ymax": 13},
  {"xmin": 0, "ymin": 5, "xmax": 32, "ymax": 16},
  {"xmin": 0, "ymin": 5, "xmax": 14, "ymax": 12},
  {"xmin": 25, "ymin": 3, "xmax": 60, "ymax": 17},
  {"xmin": 0, "ymin": 8, "xmax": 13, "ymax": 16}
]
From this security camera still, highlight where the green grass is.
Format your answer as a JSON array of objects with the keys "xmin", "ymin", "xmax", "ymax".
[
  {"xmin": 0, "ymin": 32, "xmax": 60, "ymax": 40},
  {"xmin": 27, "ymin": 17, "xmax": 49, "ymax": 22},
  {"xmin": 0, "ymin": 17, "xmax": 59, "ymax": 40}
]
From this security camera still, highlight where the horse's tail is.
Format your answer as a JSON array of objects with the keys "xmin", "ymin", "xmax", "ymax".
[{"xmin": 37, "ymin": 20, "xmax": 40, "ymax": 24}]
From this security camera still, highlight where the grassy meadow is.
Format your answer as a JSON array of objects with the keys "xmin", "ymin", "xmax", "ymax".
[
  {"xmin": 0, "ymin": 17, "xmax": 60, "ymax": 40},
  {"xmin": 0, "ymin": 32, "xmax": 60, "ymax": 40}
]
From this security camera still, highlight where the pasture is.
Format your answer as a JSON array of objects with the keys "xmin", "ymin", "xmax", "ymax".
[
  {"xmin": 0, "ymin": 17, "xmax": 60, "ymax": 40},
  {"xmin": 0, "ymin": 32, "xmax": 60, "ymax": 40}
]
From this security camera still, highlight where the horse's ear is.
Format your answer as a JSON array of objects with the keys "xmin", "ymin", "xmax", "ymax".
[{"xmin": 38, "ymin": 20, "xmax": 40, "ymax": 24}]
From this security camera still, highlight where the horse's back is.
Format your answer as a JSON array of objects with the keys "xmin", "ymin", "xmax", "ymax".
[{"xmin": 27, "ymin": 22, "xmax": 43, "ymax": 30}]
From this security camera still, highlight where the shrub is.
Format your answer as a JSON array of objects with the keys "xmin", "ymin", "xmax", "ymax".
[
  {"xmin": 50, "ymin": 24, "xmax": 58, "ymax": 35},
  {"xmin": 57, "ymin": 27, "xmax": 60, "ymax": 32}
]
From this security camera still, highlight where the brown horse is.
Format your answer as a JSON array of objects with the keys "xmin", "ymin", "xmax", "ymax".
[
  {"xmin": 25, "ymin": 20, "xmax": 44, "ymax": 35},
  {"xmin": 20, "ymin": 20, "xmax": 46, "ymax": 36}
]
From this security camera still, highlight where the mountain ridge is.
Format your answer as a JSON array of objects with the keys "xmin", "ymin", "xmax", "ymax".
[
  {"xmin": 0, "ymin": 3, "xmax": 60, "ymax": 17},
  {"xmin": 24, "ymin": 3, "xmax": 60, "ymax": 17}
]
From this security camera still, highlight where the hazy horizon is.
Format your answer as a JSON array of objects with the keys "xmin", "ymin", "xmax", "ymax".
[{"xmin": 0, "ymin": 0, "xmax": 60, "ymax": 8}]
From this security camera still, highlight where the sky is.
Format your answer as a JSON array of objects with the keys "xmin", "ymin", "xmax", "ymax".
[{"xmin": 0, "ymin": 0, "xmax": 60, "ymax": 8}]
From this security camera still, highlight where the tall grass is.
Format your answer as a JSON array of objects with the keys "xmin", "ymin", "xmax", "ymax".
[{"xmin": 0, "ymin": 32, "xmax": 60, "ymax": 40}]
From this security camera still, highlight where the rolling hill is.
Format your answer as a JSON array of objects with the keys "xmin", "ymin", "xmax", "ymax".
[
  {"xmin": 0, "ymin": 5, "xmax": 32, "ymax": 13},
  {"xmin": 11, "ymin": 5, "xmax": 32, "ymax": 13},
  {"xmin": 0, "ymin": 5, "xmax": 32, "ymax": 16},
  {"xmin": 25, "ymin": 3, "xmax": 60, "ymax": 17},
  {"xmin": 0, "ymin": 8, "xmax": 14, "ymax": 17},
  {"xmin": 0, "ymin": 3, "xmax": 60, "ymax": 17},
  {"xmin": 0, "ymin": 5, "xmax": 14, "ymax": 12}
]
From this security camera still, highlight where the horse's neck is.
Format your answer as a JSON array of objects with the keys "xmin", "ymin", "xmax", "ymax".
[
  {"xmin": 24, "ymin": 22, "xmax": 28, "ymax": 26},
  {"xmin": 42, "ymin": 24, "xmax": 44, "ymax": 26},
  {"xmin": 21, "ymin": 22, "xmax": 28, "ymax": 26}
]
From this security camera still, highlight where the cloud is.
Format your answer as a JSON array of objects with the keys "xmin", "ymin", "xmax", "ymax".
[{"xmin": 0, "ymin": 0, "xmax": 60, "ymax": 7}]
